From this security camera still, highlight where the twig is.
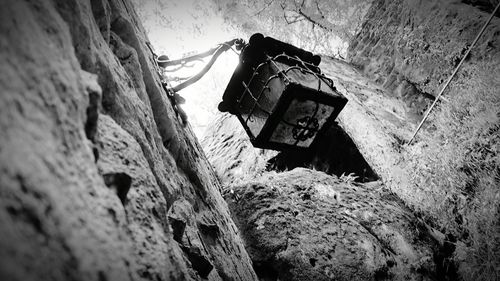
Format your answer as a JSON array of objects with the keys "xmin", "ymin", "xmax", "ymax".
[
  {"xmin": 254, "ymin": 0, "xmax": 275, "ymax": 16},
  {"xmin": 297, "ymin": 9, "xmax": 333, "ymax": 31},
  {"xmin": 283, "ymin": 11, "xmax": 304, "ymax": 24}
]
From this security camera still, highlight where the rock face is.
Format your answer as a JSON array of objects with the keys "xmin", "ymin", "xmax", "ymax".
[
  {"xmin": 225, "ymin": 169, "xmax": 438, "ymax": 281},
  {"xmin": 202, "ymin": 111, "xmax": 379, "ymax": 186},
  {"xmin": 319, "ymin": 57, "xmax": 415, "ymax": 211},
  {"xmin": 0, "ymin": 0, "xmax": 257, "ymax": 280},
  {"xmin": 203, "ymin": 56, "xmax": 415, "ymax": 200},
  {"xmin": 348, "ymin": 0, "xmax": 500, "ymax": 119},
  {"xmin": 202, "ymin": 113, "xmax": 278, "ymax": 186},
  {"xmin": 203, "ymin": 1, "xmax": 499, "ymax": 280},
  {"xmin": 203, "ymin": 112, "xmax": 438, "ymax": 279},
  {"xmin": 347, "ymin": 2, "xmax": 500, "ymax": 278}
]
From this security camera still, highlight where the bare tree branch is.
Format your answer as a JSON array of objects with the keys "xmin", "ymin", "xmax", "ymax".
[
  {"xmin": 276, "ymin": 0, "xmax": 354, "ymax": 41},
  {"xmin": 314, "ymin": 0, "xmax": 326, "ymax": 19},
  {"xmin": 283, "ymin": 11, "xmax": 304, "ymax": 24},
  {"xmin": 254, "ymin": 0, "xmax": 275, "ymax": 16},
  {"xmin": 297, "ymin": 8, "xmax": 351, "ymax": 41},
  {"xmin": 297, "ymin": 9, "xmax": 333, "ymax": 31}
]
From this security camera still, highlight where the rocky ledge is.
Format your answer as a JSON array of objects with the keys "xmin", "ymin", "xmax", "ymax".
[{"xmin": 225, "ymin": 169, "xmax": 438, "ymax": 281}]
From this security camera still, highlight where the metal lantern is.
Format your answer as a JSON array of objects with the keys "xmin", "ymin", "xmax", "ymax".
[{"xmin": 218, "ymin": 34, "xmax": 348, "ymax": 150}]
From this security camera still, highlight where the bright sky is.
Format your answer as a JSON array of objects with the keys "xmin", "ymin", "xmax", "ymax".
[{"xmin": 134, "ymin": 0, "xmax": 246, "ymax": 137}]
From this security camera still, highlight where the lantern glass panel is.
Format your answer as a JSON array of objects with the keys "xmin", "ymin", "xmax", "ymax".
[
  {"xmin": 270, "ymin": 99, "xmax": 336, "ymax": 147},
  {"xmin": 238, "ymin": 60, "xmax": 284, "ymax": 137},
  {"xmin": 238, "ymin": 59, "xmax": 340, "ymax": 147}
]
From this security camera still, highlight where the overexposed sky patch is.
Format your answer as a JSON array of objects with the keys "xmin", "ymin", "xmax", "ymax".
[{"xmin": 134, "ymin": 0, "xmax": 246, "ymax": 137}]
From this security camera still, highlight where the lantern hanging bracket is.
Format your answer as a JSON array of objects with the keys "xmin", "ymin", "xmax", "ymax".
[
  {"xmin": 157, "ymin": 38, "xmax": 246, "ymax": 92},
  {"xmin": 155, "ymin": 38, "xmax": 245, "ymax": 126}
]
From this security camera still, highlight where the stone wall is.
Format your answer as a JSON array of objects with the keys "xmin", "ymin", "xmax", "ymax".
[{"xmin": 0, "ymin": 0, "xmax": 257, "ymax": 280}]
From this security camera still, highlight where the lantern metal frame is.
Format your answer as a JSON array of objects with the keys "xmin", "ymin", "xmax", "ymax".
[{"xmin": 229, "ymin": 53, "xmax": 347, "ymax": 151}]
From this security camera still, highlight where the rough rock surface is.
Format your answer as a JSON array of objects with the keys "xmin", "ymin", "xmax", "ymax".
[
  {"xmin": 202, "ymin": 113, "xmax": 277, "ymax": 186},
  {"xmin": 203, "ymin": 56, "xmax": 414, "ymax": 195},
  {"xmin": 346, "ymin": 1, "xmax": 500, "ymax": 278},
  {"xmin": 0, "ymin": 0, "xmax": 257, "ymax": 280},
  {"xmin": 319, "ymin": 57, "xmax": 416, "ymax": 210},
  {"xmin": 202, "ymin": 1, "xmax": 500, "ymax": 280},
  {"xmin": 202, "ymin": 110, "xmax": 379, "ymax": 186},
  {"xmin": 203, "ymin": 108, "xmax": 438, "ymax": 280},
  {"xmin": 348, "ymin": 0, "xmax": 500, "ymax": 119},
  {"xmin": 225, "ymin": 169, "xmax": 438, "ymax": 281}
]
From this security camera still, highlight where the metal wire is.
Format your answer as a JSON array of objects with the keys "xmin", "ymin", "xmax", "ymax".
[{"xmin": 408, "ymin": 2, "xmax": 500, "ymax": 145}]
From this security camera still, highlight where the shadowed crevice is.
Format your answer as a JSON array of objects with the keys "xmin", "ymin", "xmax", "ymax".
[{"xmin": 103, "ymin": 172, "xmax": 132, "ymax": 206}]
